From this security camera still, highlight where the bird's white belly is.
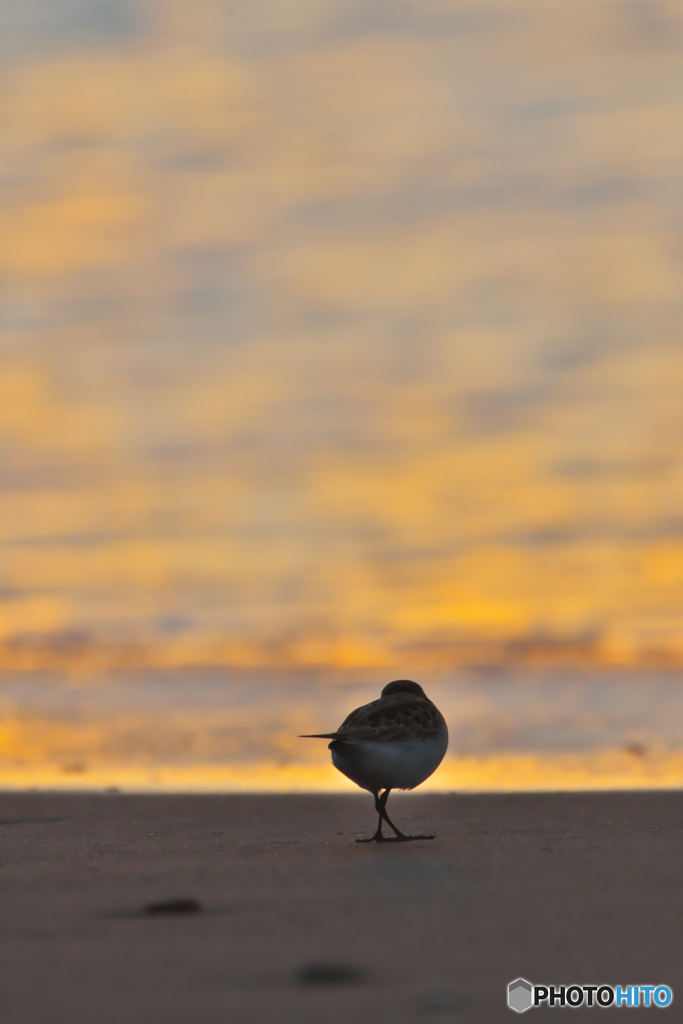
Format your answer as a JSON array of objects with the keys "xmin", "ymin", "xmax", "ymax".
[{"xmin": 331, "ymin": 735, "xmax": 448, "ymax": 793}]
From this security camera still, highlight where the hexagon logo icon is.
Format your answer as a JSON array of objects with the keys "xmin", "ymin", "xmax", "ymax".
[{"xmin": 508, "ymin": 978, "xmax": 533, "ymax": 1013}]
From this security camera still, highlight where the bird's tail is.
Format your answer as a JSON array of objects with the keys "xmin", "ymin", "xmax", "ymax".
[{"xmin": 300, "ymin": 728, "xmax": 378, "ymax": 744}]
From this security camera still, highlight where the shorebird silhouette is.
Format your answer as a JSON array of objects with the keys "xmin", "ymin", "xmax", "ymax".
[{"xmin": 300, "ymin": 680, "xmax": 448, "ymax": 842}]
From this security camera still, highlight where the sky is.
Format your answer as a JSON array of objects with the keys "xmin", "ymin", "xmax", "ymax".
[{"xmin": 1, "ymin": 0, "xmax": 683, "ymax": 788}]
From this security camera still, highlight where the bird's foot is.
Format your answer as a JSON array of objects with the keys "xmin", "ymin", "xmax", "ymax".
[{"xmin": 355, "ymin": 834, "xmax": 387, "ymax": 843}]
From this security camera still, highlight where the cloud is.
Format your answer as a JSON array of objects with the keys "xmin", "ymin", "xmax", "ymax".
[{"xmin": 0, "ymin": 0, "xmax": 681, "ymax": 674}]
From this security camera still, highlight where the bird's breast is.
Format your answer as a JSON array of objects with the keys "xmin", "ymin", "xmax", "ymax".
[{"xmin": 331, "ymin": 733, "xmax": 448, "ymax": 793}]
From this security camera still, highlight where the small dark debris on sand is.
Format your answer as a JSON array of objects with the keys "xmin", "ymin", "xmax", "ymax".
[
  {"xmin": 296, "ymin": 963, "xmax": 365, "ymax": 985},
  {"xmin": 143, "ymin": 898, "xmax": 202, "ymax": 916}
]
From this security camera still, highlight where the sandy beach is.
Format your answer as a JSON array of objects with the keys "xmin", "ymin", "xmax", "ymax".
[{"xmin": 2, "ymin": 791, "xmax": 682, "ymax": 1022}]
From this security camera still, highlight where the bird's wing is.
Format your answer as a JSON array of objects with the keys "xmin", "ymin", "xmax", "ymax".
[
  {"xmin": 301, "ymin": 697, "xmax": 445, "ymax": 744},
  {"xmin": 298, "ymin": 698, "xmax": 380, "ymax": 742}
]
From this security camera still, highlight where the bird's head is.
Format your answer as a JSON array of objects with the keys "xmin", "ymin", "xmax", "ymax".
[{"xmin": 380, "ymin": 679, "xmax": 428, "ymax": 699}]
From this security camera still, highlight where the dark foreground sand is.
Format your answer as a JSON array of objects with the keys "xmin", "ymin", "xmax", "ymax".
[{"xmin": 1, "ymin": 791, "xmax": 682, "ymax": 1023}]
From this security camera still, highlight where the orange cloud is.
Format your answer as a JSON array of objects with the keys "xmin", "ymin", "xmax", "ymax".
[{"xmin": 0, "ymin": 0, "xmax": 681, "ymax": 680}]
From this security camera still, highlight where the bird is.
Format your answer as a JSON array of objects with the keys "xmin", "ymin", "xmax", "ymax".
[{"xmin": 300, "ymin": 680, "xmax": 448, "ymax": 843}]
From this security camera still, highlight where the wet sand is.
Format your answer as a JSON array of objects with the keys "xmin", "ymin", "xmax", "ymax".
[{"xmin": 1, "ymin": 791, "xmax": 682, "ymax": 1022}]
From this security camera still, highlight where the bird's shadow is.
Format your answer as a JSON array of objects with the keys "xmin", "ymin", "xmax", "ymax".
[{"xmin": 355, "ymin": 834, "xmax": 435, "ymax": 844}]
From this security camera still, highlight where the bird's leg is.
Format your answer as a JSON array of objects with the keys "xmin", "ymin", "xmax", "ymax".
[
  {"xmin": 379, "ymin": 789, "xmax": 435, "ymax": 842},
  {"xmin": 355, "ymin": 790, "xmax": 387, "ymax": 843},
  {"xmin": 378, "ymin": 788, "xmax": 408, "ymax": 839},
  {"xmin": 354, "ymin": 789, "xmax": 436, "ymax": 844}
]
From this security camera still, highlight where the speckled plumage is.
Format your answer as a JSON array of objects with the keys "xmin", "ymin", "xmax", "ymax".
[{"xmin": 333, "ymin": 690, "xmax": 447, "ymax": 745}]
